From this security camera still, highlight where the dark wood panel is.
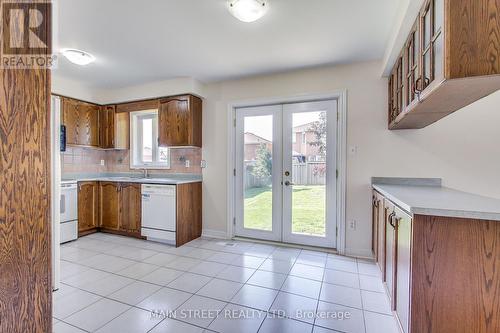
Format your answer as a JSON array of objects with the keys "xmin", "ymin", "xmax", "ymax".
[
  {"xmin": 0, "ymin": 0, "xmax": 52, "ymax": 330},
  {"xmin": 119, "ymin": 183, "xmax": 141, "ymax": 234},
  {"xmin": 411, "ymin": 215, "xmax": 500, "ymax": 333},
  {"xmin": 176, "ymin": 182, "xmax": 202, "ymax": 247},
  {"xmin": 115, "ymin": 99, "xmax": 159, "ymax": 113},
  {"xmin": 99, "ymin": 105, "xmax": 115, "ymax": 149},
  {"xmin": 99, "ymin": 182, "xmax": 120, "ymax": 230},
  {"xmin": 446, "ymin": 0, "xmax": 500, "ymax": 79},
  {"xmin": 78, "ymin": 181, "xmax": 99, "ymax": 234}
]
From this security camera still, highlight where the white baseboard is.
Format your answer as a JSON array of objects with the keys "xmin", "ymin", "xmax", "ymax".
[
  {"xmin": 201, "ymin": 229, "xmax": 229, "ymax": 240},
  {"xmin": 345, "ymin": 247, "xmax": 374, "ymax": 259}
]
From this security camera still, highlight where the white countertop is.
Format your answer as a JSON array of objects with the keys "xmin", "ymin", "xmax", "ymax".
[
  {"xmin": 373, "ymin": 183, "xmax": 500, "ymax": 221},
  {"xmin": 61, "ymin": 175, "xmax": 202, "ymax": 185}
]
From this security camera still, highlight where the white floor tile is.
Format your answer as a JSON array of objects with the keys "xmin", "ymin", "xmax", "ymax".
[
  {"xmin": 359, "ymin": 275, "xmax": 385, "ymax": 293},
  {"xmin": 289, "ymin": 263, "xmax": 324, "ymax": 281},
  {"xmin": 173, "ymin": 295, "xmax": 227, "ymax": 328},
  {"xmin": 208, "ymin": 303, "xmax": 266, "ymax": 333},
  {"xmin": 136, "ymin": 287, "xmax": 192, "ymax": 312},
  {"xmin": 64, "ymin": 298, "xmax": 130, "ymax": 332},
  {"xmin": 79, "ymin": 253, "xmax": 136, "ymax": 273},
  {"xmin": 164, "ymin": 257, "xmax": 202, "ymax": 271},
  {"xmin": 323, "ymin": 269, "xmax": 360, "ymax": 289},
  {"xmin": 182, "ymin": 247, "xmax": 218, "ymax": 260},
  {"xmin": 116, "ymin": 262, "xmax": 159, "ymax": 279},
  {"xmin": 260, "ymin": 259, "xmax": 294, "ymax": 274},
  {"xmin": 53, "ymin": 284, "xmax": 79, "ymax": 302},
  {"xmin": 61, "ymin": 248, "xmax": 99, "ymax": 263},
  {"xmin": 270, "ymin": 292, "xmax": 318, "ymax": 324},
  {"xmin": 320, "ymin": 283, "xmax": 362, "ymax": 308},
  {"xmin": 231, "ymin": 284, "xmax": 278, "ymax": 311},
  {"xmin": 80, "ymin": 274, "xmax": 135, "ymax": 296},
  {"xmin": 312, "ymin": 325, "xmax": 339, "ymax": 333},
  {"xmin": 62, "ymin": 268, "xmax": 111, "ymax": 288},
  {"xmin": 358, "ymin": 262, "xmax": 382, "ymax": 277},
  {"xmin": 95, "ymin": 307, "xmax": 162, "ymax": 333},
  {"xmin": 325, "ymin": 258, "xmax": 358, "ymax": 273},
  {"xmin": 216, "ymin": 266, "xmax": 256, "ymax": 283},
  {"xmin": 361, "ymin": 290, "xmax": 392, "ymax": 315},
  {"xmin": 139, "ymin": 267, "xmax": 183, "ymax": 286},
  {"xmin": 196, "ymin": 278, "xmax": 243, "ymax": 301},
  {"xmin": 167, "ymin": 272, "xmax": 212, "ymax": 293},
  {"xmin": 269, "ymin": 248, "xmax": 301, "ymax": 262},
  {"xmin": 281, "ymin": 276, "xmax": 321, "ymax": 299},
  {"xmin": 149, "ymin": 318, "xmax": 204, "ymax": 333},
  {"xmin": 60, "ymin": 261, "xmax": 89, "ymax": 280},
  {"xmin": 53, "ymin": 289, "xmax": 102, "ymax": 319},
  {"xmin": 300, "ymin": 249, "xmax": 328, "ymax": 258},
  {"xmin": 259, "ymin": 316, "xmax": 313, "ymax": 333},
  {"xmin": 52, "ymin": 321, "xmax": 86, "ymax": 333},
  {"xmin": 164, "ymin": 245, "xmax": 196, "ymax": 256},
  {"xmin": 207, "ymin": 251, "xmax": 242, "ymax": 264},
  {"xmin": 247, "ymin": 270, "xmax": 287, "ymax": 290},
  {"xmin": 230, "ymin": 255, "xmax": 266, "ymax": 269},
  {"xmin": 189, "ymin": 261, "xmax": 229, "ymax": 277},
  {"xmin": 142, "ymin": 252, "xmax": 178, "ymax": 266},
  {"xmin": 327, "ymin": 254, "xmax": 356, "ymax": 262},
  {"xmin": 364, "ymin": 311, "xmax": 399, "ymax": 333},
  {"xmin": 296, "ymin": 253, "xmax": 327, "ymax": 267},
  {"xmin": 315, "ymin": 301, "xmax": 365, "ymax": 333},
  {"xmin": 108, "ymin": 281, "xmax": 161, "ymax": 305}
]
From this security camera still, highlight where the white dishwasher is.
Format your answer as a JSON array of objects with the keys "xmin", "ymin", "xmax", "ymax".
[{"xmin": 141, "ymin": 184, "xmax": 177, "ymax": 244}]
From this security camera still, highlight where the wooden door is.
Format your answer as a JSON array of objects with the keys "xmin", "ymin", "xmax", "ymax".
[
  {"xmin": 99, "ymin": 182, "xmax": 120, "ymax": 230},
  {"xmin": 0, "ymin": 0, "xmax": 52, "ymax": 329},
  {"xmin": 119, "ymin": 183, "xmax": 141, "ymax": 234},
  {"xmin": 62, "ymin": 98, "xmax": 100, "ymax": 146},
  {"xmin": 384, "ymin": 200, "xmax": 396, "ymax": 302},
  {"xmin": 158, "ymin": 95, "xmax": 202, "ymax": 147},
  {"xmin": 395, "ymin": 207, "xmax": 412, "ymax": 333},
  {"xmin": 99, "ymin": 105, "xmax": 115, "ymax": 148},
  {"xmin": 78, "ymin": 181, "xmax": 99, "ymax": 233},
  {"xmin": 419, "ymin": 0, "xmax": 444, "ymax": 93}
]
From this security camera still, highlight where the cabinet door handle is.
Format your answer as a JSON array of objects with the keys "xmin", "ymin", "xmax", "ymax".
[{"xmin": 388, "ymin": 212, "xmax": 396, "ymax": 228}]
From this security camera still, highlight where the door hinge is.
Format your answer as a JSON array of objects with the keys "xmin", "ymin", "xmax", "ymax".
[
  {"xmin": 336, "ymin": 169, "xmax": 339, "ymax": 179},
  {"xmin": 233, "ymin": 118, "xmax": 236, "ymax": 127},
  {"xmin": 233, "ymin": 218, "xmax": 236, "ymax": 226},
  {"xmin": 337, "ymin": 111, "xmax": 340, "ymax": 121},
  {"xmin": 336, "ymin": 226, "xmax": 338, "ymax": 237},
  {"xmin": 233, "ymin": 169, "xmax": 236, "ymax": 176}
]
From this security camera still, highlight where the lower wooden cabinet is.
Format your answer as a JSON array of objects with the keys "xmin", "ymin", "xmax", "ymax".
[
  {"xmin": 119, "ymin": 183, "xmax": 141, "ymax": 234},
  {"xmin": 99, "ymin": 182, "xmax": 141, "ymax": 236},
  {"xmin": 78, "ymin": 181, "xmax": 99, "ymax": 235},
  {"xmin": 372, "ymin": 189, "xmax": 499, "ymax": 333}
]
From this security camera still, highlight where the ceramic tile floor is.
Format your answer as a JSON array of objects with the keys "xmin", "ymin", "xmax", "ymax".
[{"xmin": 53, "ymin": 233, "xmax": 400, "ymax": 333}]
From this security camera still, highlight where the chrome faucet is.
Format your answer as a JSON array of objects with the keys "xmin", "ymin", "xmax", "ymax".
[{"xmin": 143, "ymin": 169, "xmax": 149, "ymax": 178}]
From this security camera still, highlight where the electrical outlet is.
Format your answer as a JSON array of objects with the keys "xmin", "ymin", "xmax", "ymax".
[
  {"xmin": 100, "ymin": 159, "xmax": 105, "ymax": 166},
  {"xmin": 185, "ymin": 160, "xmax": 190, "ymax": 168},
  {"xmin": 201, "ymin": 160, "xmax": 207, "ymax": 168},
  {"xmin": 349, "ymin": 220, "xmax": 357, "ymax": 230}
]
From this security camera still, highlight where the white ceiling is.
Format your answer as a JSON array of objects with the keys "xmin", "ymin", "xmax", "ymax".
[{"xmin": 53, "ymin": 0, "xmax": 402, "ymax": 89}]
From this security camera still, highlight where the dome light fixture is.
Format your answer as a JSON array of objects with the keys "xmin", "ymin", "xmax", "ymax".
[
  {"xmin": 227, "ymin": 0, "xmax": 268, "ymax": 23},
  {"xmin": 61, "ymin": 49, "xmax": 96, "ymax": 66}
]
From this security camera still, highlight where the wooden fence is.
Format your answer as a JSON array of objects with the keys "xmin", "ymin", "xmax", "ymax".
[{"xmin": 244, "ymin": 162, "xmax": 326, "ymax": 189}]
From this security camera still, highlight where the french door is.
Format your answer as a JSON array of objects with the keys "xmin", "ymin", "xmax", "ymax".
[{"xmin": 235, "ymin": 100, "xmax": 337, "ymax": 248}]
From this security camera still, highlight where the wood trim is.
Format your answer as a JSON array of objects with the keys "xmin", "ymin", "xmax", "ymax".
[
  {"xmin": 176, "ymin": 182, "xmax": 202, "ymax": 247},
  {"xmin": 115, "ymin": 98, "xmax": 159, "ymax": 113},
  {"xmin": 411, "ymin": 215, "xmax": 499, "ymax": 333},
  {"xmin": 0, "ymin": 1, "xmax": 52, "ymax": 330}
]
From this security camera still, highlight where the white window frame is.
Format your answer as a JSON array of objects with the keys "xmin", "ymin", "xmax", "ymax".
[
  {"xmin": 130, "ymin": 110, "xmax": 170, "ymax": 169},
  {"xmin": 302, "ymin": 132, "xmax": 307, "ymax": 144}
]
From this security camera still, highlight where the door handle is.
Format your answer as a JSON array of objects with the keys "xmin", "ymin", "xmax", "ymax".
[{"xmin": 284, "ymin": 181, "xmax": 294, "ymax": 186}]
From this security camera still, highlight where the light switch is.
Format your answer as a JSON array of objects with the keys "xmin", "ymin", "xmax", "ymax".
[
  {"xmin": 185, "ymin": 160, "xmax": 190, "ymax": 168},
  {"xmin": 100, "ymin": 159, "xmax": 105, "ymax": 166}
]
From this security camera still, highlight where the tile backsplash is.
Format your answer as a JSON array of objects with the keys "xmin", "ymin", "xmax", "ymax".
[{"xmin": 62, "ymin": 146, "xmax": 202, "ymax": 175}]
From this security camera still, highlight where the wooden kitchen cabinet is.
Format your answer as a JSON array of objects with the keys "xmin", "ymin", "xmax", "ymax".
[
  {"xmin": 394, "ymin": 207, "xmax": 412, "ymax": 333},
  {"xmin": 388, "ymin": 0, "xmax": 500, "ymax": 129},
  {"xmin": 384, "ymin": 199, "xmax": 396, "ymax": 302},
  {"xmin": 114, "ymin": 110, "xmax": 129, "ymax": 149},
  {"xmin": 62, "ymin": 97, "xmax": 100, "ymax": 147},
  {"xmin": 99, "ymin": 105, "xmax": 115, "ymax": 149},
  {"xmin": 119, "ymin": 183, "xmax": 142, "ymax": 235},
  {"xmin": 78, "ymin": 181, "xmax": 99, "ymax": 235},
  {"xmin": 99, "ymin": 182, "xmax": 120, "ymax": 230},
  {"xmin": 158, "ymin": 95, "xmax": 202, "ymax": 147},
  {"xmin": 372, "ymin": 191, "xmax": 385, "ymax": 266}
]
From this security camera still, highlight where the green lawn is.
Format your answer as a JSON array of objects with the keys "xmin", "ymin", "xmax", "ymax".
[{"xmin": 244, "ymin": 185, "xmax": 326, "ymax": 236}]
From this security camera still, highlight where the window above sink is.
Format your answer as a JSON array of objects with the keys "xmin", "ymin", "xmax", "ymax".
[{"xmin": 130, "ymin": 109, "xmax": 170, "ymax": 169}]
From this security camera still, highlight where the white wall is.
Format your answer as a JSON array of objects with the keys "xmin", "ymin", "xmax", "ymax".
[{"xmin": 202, "ymin": 60, "xmax": 500, "ymax": 256}]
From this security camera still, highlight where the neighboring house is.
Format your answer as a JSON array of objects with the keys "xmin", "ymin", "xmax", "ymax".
[
  {"xmin": 244, "ymin": 132, "xmax": 272, "ymax": 161},
  {"xmin": 293, "ymin": 122, "xmax": 323, "ymax": 162}
]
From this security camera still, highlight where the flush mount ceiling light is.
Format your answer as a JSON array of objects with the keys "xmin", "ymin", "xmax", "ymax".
[
  {"xmin": 61, "ymin": 49, "xmax": 96, "ymax": 66},
  {"xmin": 227, "ymin": 0, "xmax": 268, "ymax": 23}
]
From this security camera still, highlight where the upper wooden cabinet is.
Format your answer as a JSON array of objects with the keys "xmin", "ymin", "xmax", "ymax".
[
  {"xmin": 62, "ymin": 98, "xmax": 100, "ymax": 147},
  {"xmin": 99, "ymin": 105, "xmax": 115, "ymax": 149},
  {"xmin": 158, "ymin": 95, "xmax": 202, "ymax": 147},
  {"xmin": 389, "ymin": 0, "xmax": 500, "ymax": 129}
]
